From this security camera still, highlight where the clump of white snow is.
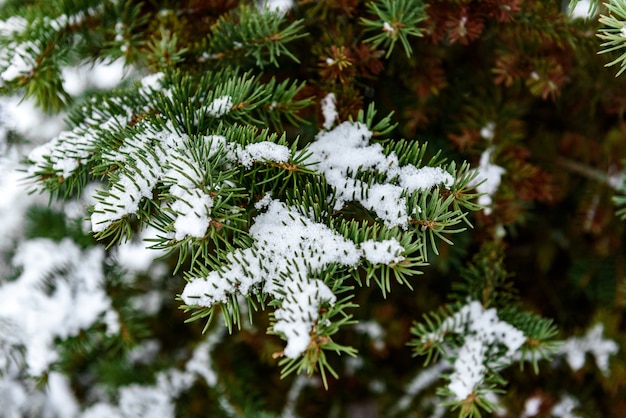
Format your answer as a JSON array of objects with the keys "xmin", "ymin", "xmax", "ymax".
[
  {"xmin": 116, "ymin": 225, "xmax": 169, "ymax": 274},
  {"xmin": 469, "ymin": 147, "xmax": 505, "ymax": 215},
  {"xmin": 233, "ymin": 141, "xmax": 291, "ymax": 168},
  {"xmin": 182, "ymin": 121, "xmax": 458, "ymax": 358},
  {"xmin": 569, "ymin": 0, "xmax": 594, "ymax": 19},
  {"xmin": 360, "ymin": 239, "xmax": 404, "ymax": 265},
  {"xmin": 90, "ymin": 126, "xmax": 184, "ymax": 233},
  {"xmin": 165, "ymin": 148, "xmax": 216, "ymax": 241},
  {"xmin": 206, "ymin": 95, "xmax": 233, "ymax": 118},
  {"xmin": 0, "ymin": 16, "xmax": 28, "ymax": 36},
  {"xmin": 522, "ymin": 395, "xmax": 542, "ymax": 418},
  {"xmin": 140, "ymin": 72, "xmax": 165, "ymax": 91},
  {"xmin": 308, "ymin": 121, "xmax": 454, "ymax": 228},
  {"xmin": 181, "ymin": 199, "xmax": 358, "ymax": 357},
  {"xmin": 321, "ymin": 93, "xmax": 338, "ymax": 130},
  {"xmin": 551, "ymin": 394, "xmax": 580, "ymax": 418},
  {"xmin": 0, "ymin": 8, "xmax": 105, "ymax": 85},
  {"xmin": 0, "ymin": 41, "xmax": 39, "ymax": 83},
  {"xmin": 557, "ymin": 323, "xmax": 618, "ymax": 375}
]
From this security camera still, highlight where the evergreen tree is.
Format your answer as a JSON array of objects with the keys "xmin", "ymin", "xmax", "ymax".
[{"xmin": 0, "ymin": 0, "xmax": 625, "ymax": 417}]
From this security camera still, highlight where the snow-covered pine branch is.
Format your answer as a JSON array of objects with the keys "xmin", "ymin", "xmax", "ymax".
[{"xmin": 23, "ymin": 52, "xmax": 475, "ymax": 381}]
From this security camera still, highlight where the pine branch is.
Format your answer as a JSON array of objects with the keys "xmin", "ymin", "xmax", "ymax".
[
  {"xmin": 598, "ymin": 0, "xmax": 626, "ymax": 76},
  {"xmin": 410, "ymin": 243, "xmax": 558, "ymax": 417},
  {"xmin": 360, "ymin": 0, "xmax": 428, "ymax": 58},
  {"xmin": 203, "ymin": 4, "xmax": 307, "ymax": 68}
]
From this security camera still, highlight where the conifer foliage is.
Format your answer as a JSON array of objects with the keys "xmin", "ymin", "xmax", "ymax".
[{"xmin": 0, "ymin": 0, "xmax": 625, "ymax": 417}]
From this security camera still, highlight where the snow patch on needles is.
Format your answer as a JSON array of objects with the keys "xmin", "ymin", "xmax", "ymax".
[
  {"xmin": 165, "ymin": 148, "xmax": 216, "ymax": 241},
  {"xmin": 86, "ymin": 113, "xmax": 289, "ymax": 237},
  {"xmin": 26, "ymin": 72, "xmax": 166, "ymax": 188},
  {"xmin": 321, "ymin": 93, "xmax": 338, "ymax": 130},
  {"xmin": 360, "ymin": 239, "xmax": 404, "ymax": 264},
  {"xmin": 0, "ymin": 7, "xmax": 103, "ymax": 85},
  {"xmin": 309, "ymin": 121, "xmax": 454, "ymax": 228},
  {"xmin": 423, "ymin": 300, "xmax": 526, "ymax": 401},
  {"xmin": 234, "ymin": 141, "xmax": 291, "ymax": 168},
  {"xmin": 182, "ymin": 199, "xmax": 408, "ymax": 358},
  {"xmin": 206, "ymin": 95, "xmax": 233, "ymax": 118},
  {"xmin": 140, "ymin": 72, "xmax": 165, "ymax": 91},
  {"xmin": 557, "ymin": 323, "xmax": 618, "ymax": 375},
  {"xmin": 0, "ymin": 238, "xmax": 117, "ymax": 376},
  {"xmin": 182, "ymin": 199, "xmax": 357, "ymax": 357},
  {"xmin": 0, "ymin": 41, "xmax": 38, "ymax": 82},
  {"xmin": 469, "ymin": 147, "xmax": 505, "ymax": 215},
  {"xmin": 91, "ymin": 126, "xmax": 183, "ymax": 233},
  {"xmin": 273, "ymin": 278, "xmax": 336, "ymax": 357}
]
